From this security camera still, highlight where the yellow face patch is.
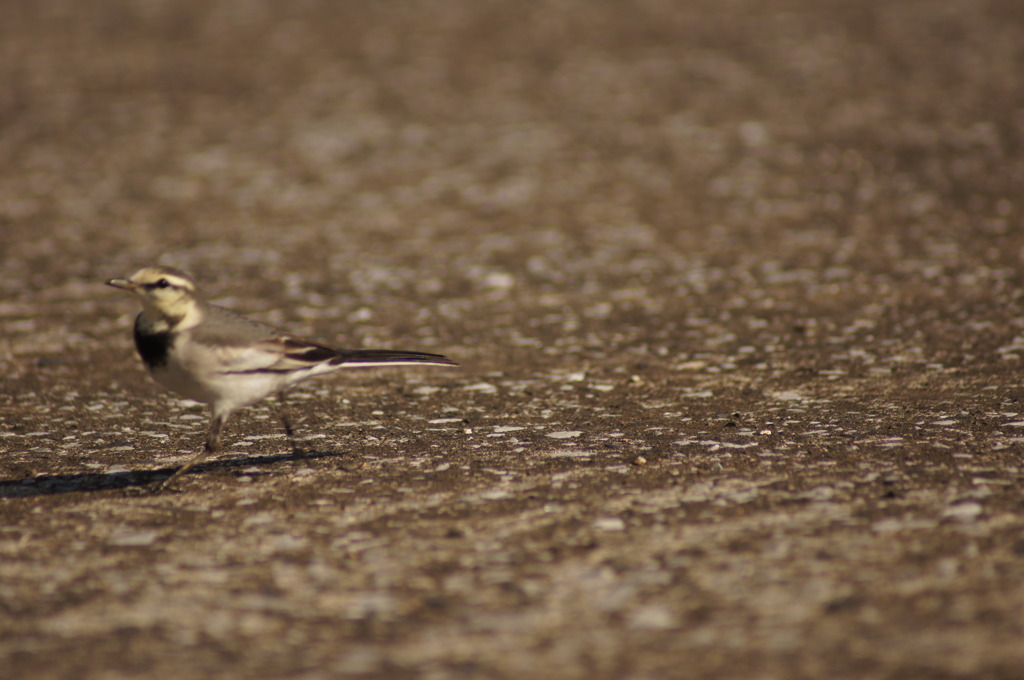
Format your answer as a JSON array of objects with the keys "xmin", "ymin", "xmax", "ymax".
[{"xmin": 109, "ymin": 266, "xmax": 201, "ymax": 329}]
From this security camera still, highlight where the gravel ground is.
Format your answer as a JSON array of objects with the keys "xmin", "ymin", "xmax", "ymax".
[{"xmin": 2, "ymin": 1, "xmax": 1024, "ymax": 678}]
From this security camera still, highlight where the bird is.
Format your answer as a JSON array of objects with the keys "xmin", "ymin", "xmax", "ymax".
[{"xmin": 106, "ymin": 265, "xmax": 457, "ymax": 489}]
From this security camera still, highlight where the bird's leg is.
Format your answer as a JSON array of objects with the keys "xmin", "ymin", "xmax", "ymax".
[
  {"xmin": 276, "ymin": 391, "xmax": 303, "ymax": 455},
  {"xmin": 160, "ymin": 412, "xmax": 226, "ymax": 489}
]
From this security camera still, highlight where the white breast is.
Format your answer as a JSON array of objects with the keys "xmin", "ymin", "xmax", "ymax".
[{"xmin": 148, "ymin": 334, "xmax": 296, "ymax": 415}]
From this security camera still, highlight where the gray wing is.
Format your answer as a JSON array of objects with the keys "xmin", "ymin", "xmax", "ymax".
[
  {"xmin": 189, "ymin": 304, "xmax": 334, "ymax": 374},
  {"xmin": 193, "ymin": 304, "xmax": 456, "ymax": 375}
]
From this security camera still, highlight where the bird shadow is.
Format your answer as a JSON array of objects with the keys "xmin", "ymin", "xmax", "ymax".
[{"xmin": 0, "ymin": 448, "xmax": 357, "ymax": 498}]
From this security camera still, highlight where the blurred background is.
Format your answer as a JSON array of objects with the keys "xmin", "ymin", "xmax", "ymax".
[{"xmin": 2, "ymin": 0, "xmax": 1021, "ymax": 373}]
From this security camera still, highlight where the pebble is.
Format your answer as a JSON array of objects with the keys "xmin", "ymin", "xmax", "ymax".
[
  {"xmin": 463, "ymin": 382, "xmax": 498, "ymax": 393},
  {"xmin": 340, "ymin": 458, "xmax": 365, "ymax": 472},
  {"xmin": 942, "ymin": 502, "xmax": 984, "ymax": 522},
  {"xmin": 108, "ymin": 530, "xmax": 158, "ymax": 547},
  {"xmin": 592, "ymin": 517, "xmax": 626, "ymax": 532}
]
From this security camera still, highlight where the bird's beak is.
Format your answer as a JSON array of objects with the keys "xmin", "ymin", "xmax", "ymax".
[{"xmin": 106, "ymin": 278, "xmax": 137, "ymax": 291}]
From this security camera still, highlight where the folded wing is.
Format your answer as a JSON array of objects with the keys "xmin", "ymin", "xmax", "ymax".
[
  {"xmin": 196, "ymin": 304, "xmax": 457, "ymax": 375},
  {"xmin": 222, "ymin": 337, "xmax": 457, "ymax": 374}
]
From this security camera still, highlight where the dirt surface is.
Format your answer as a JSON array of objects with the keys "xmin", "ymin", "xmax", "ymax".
[{"xmin": 2, "ymin": 1, "xmax": 1024, "ymax": 678}]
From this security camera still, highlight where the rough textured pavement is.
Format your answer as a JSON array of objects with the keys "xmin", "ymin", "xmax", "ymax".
[{"xmin": 2, "ymin": 1, "xmax": 1024, "ymax": 678}]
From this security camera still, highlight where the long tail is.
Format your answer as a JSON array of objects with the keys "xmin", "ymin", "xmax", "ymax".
[{"xmin": 330, "ymin": 349, "xmax": 458, "ymax": 368}]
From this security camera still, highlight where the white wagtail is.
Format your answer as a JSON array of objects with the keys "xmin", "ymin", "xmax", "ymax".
[{"xmin": 107, "ymin": 265, "xmax": 457, "ymax": 488}]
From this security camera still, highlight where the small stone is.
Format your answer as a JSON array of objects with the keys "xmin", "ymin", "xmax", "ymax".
[
  {"xmin": 108, "ymin": 530, "xmax": 158, "ymax": 547},
  {"xmin": 674, "ymin": 360, "xmax": 707, "ymax": 371},
  {"xmin": 943, "ymin": 502, "xmax": 983, "ymax": 522},
  {"xmin": 632, "ymin": 456, "xmax": 647, "ymax": 466},
  {"xmin": 463, "ymin": 382, "xmax": 498, "ymax": 393},
  {"xmin": 546, "ymin": 430, "xmax": 582, "ymax": 439},
  {"xmin": 482, "ymin": 271, "xmax": 515, "ymax": 290},
  {"xmin": 340, "ymin": 458, "xmax": 365, "ymax": 472},
  {"xmin": 628, "ymin": 604, "xmax": 677, "ymax": 630},
  {"xmin": 593, "ymin": 517, "xmax": 626, "ymax": 532}
]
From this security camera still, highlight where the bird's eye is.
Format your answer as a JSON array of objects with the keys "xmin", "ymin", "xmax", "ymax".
[{"xmin": 156, "ymin": 279, "xmax": 170, "ymax": 289}]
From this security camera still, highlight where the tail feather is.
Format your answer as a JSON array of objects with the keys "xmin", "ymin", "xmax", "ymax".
[{"xmin": 330, "ymin": 349, "xmax": 458, "ymax": 368}]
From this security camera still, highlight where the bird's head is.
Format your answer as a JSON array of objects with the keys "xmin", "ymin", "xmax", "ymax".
[{"xmin": 107, "ymin": 266, "xmax": 200, "ymax": 327}]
